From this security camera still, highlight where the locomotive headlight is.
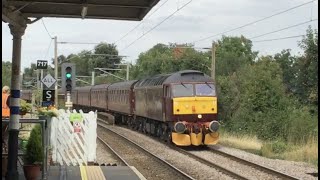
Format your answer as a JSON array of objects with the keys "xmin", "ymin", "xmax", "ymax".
[
  {"xmin": 209, "ymin": 121, "xmax": 220, "ymax": 132},
  {"xmin": 174, "ymin": 122, "xmax": 186, "ymax": 133},
  {"xmin": 197, "ymin": 114, "xmax": 202, "ymax": 119}
]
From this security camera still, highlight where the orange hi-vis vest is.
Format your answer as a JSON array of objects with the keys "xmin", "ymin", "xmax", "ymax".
[{"xmin": 2, "ymin": 93, "xmax": 10, "ymax": 117}]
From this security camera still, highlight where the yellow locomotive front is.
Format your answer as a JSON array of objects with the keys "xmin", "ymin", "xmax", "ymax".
[{"xmin": 170, "ymin": 83, "xmax": 219, "ymax": 146}]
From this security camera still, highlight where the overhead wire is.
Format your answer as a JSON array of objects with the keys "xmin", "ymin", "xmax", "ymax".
[
  {"xmin": 43, "ymin": 38, "xmax": 53, "ymax": 59},
  {"xmin": 249, "ymin": 19, "xmax": 318, "ymax": 39},
  {"xmin": 253, "ymin": 34, "xmax": 308, "ymax": 42},
  {"xmin": 41, "ymin": 19, "xmax": 52, "ymax": 38},
  {"xmin": 114, "ymin": 0, "xmax": 170, "ymax": 44},
  {"xmin": 120, "ymin": 0, "xmax": 193, "ymax": 52},
  {"xmin": 191, "ymin": 0, "xmax": 316, "ymax": 44}
]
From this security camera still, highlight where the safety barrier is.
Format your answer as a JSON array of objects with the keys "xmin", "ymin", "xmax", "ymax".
[{"xmin": 50, "ymin": 110, "xmax": 97, "ymax": 166}]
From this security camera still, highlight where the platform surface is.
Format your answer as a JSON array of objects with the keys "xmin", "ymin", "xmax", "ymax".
[{"xmin": 2, "ymin": 166, "xmax": 145, "ymax": 180}]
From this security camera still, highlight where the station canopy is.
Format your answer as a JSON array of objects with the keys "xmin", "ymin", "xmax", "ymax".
[{"xmin": 3, "ymin": 0, "xmax": 160, "ymax": 21}]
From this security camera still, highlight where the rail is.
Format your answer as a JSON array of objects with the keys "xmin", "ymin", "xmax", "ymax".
[{"xmin": 97, "ymin": 121, "xmax": 195, "ymax": 180}]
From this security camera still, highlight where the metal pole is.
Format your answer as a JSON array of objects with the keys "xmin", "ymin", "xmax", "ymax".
[
  {"xmin": 7, "ymin": 24, "xmax": 26, "ymax": 180},
  {"xmin": 54, "ymin": 36, "xmax": 58, "ymax": 108},
  {"xmin": 41, "ymin": 121, "xmax": 47, "ymax": 180},
  {"xmin": 40, "ymin": 69, "xmax": 43, "ymax": 90},
  {"xmin": 126, "ymin": 63, "xmax": 129, "ymax": 81},
  {"xmin": 91, "ymin": 71, "xmax": 95, "ymax": 86},
  {"xmin": 37, "ymin": 69, "xmax": 40, "ymax": 89},
  {"xmin": 211, "ymin": 41, "xmax": 216, "ymax": 81}
]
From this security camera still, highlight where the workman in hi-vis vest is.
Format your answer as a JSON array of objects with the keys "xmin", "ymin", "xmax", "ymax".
[
  {"xmin": 2, "ymin": 86, "xmax": 10, "ymax": 153},
  {"xmin": 2, "ymin": 86, "xmax": 10, "ymax": 118}
]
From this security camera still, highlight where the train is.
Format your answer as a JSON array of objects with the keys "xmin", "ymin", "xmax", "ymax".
[{"xmin": 21, "ymin": 70, "xmax": 219, "ymax": 146}]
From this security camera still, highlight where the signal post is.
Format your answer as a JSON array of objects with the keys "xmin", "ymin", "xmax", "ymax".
[{"xmin": 61, "ymin": 63, "xmax": 76, "ymax": 110}]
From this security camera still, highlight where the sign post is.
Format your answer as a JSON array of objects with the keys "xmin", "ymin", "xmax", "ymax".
[{"xmin": 41, "ymin": 73, "xmax": 57, "ymax": 107}]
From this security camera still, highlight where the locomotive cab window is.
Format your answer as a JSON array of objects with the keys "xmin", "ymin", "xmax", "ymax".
[
  {"xmin": 195, "ymin": 83, "xmax": 216, "ymax": 96},
  {"xmin": 172, "ymin": 84, "xmax": 194, "ymax": 97}
]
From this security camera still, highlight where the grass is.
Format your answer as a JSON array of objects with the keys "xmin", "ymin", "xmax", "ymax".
[
  {"xmin": 219, "ymin": 131, "xmax": 263, "ymax": 155},
  {"xmin": 219, "ymin": 131, "xmax": 318, "ymax": 167}
]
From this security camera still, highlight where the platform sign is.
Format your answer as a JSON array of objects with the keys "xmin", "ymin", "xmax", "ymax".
[
  {"xmin": 41, "ymin": 74, "xmax": 56, "ymax": 88},
  {"xmin": 73, "ymin": 122, "xmax": 81, "ymax": 133},
  {"xmin": 43, "ymin": 90, "xmax": 55, "ymax": 102},
  {"xmin": 37, "ymin": 60, "xmax": 48, "ymax": 69}
]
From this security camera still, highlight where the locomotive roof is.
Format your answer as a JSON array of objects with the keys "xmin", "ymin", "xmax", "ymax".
[
  {"xmin": 91, "ymin": 84, "xmax": 111, "ymax": 89},
  {"xmin": 109, "ymin": 80, "xmax": 139, "ymax": 89},
  {"xmin": 134, "ymin": 70, "xmax": 213, "ymax": 87},
  {"xmin": 76, "ymin": 86, "xmax": 93, "ymax": 91}
]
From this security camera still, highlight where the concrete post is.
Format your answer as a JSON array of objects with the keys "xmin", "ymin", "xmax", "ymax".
[
  {"xmin": 54, "ymin": 36, "xmax": 58, "ymax": 108},
  {"xmin": 126, "ymin": 63, "xmax": 129, "ymax": 81},
  {"xmin": 211, "ymin": 41, "xmax": 216, "ymax": 81},
  {"xmin": 91, "ymin": 71, "xmax": 95, "ymax": 86},
  {"xmin": 7, "ymin": 24, "xmax": 26, "ymax": 180}
]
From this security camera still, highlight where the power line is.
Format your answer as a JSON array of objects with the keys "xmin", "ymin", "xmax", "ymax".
[
  {"xmin": 191, "ymin": 0, "xmax": 316, "ymax": 43},
  {"xmin": 43, "ymin": 38, "xmax": 53, "ymax": 59},
  {"xmin": 121, "ymin": 0, "xmax": 193, "ymax": 52},
  {"xmin": 114, "ymin": 0, "xmax": 170, "ymax": 44},
  {"xmin": 253, "ymin": 34, "xmax": 306, "ymax": 42},
  {"xmin": 58, "ymin": 41, "xmax": 101, "ymax": 45},
  {"xmin": 250, "ymin": 19, "xmax": 318, "ymax": 39},
  {"xmin": 41, "ymin": 19, "xmax": 52, "ymax": 38}
]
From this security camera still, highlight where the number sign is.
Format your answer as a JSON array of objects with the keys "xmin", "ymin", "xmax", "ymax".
[{"xmin": 37, "ymin": 60, "xmax": 48, "ymax": 69}]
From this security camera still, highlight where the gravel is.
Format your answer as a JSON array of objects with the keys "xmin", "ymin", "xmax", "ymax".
[
  {"xmin": 97, "ymin": 126, "xmax": 196, "ymax": 180},
  {"xmin": 210, "ymin": 145, "xmax": 318, "ymax": 180},
  {"xmin": 99, "ymin": 125, "xmax": 237, "ymax": 180},
  {"xmin": 96, "ymin": 123, "xmax": 318, "ymax": 180},
  {"xmin": 95, "ymin": 139, "xmax": 123, "ymax": 165}
]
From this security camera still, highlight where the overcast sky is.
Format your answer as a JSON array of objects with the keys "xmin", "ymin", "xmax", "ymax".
[{"xmin": 2, "ymin": 0, "xmax": 318, "ymax": 70}]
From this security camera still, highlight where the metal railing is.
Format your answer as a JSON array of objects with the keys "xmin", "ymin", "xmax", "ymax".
[{"xmin": 2, "ymin": 118, "xmax": 51, "ymax": 180}]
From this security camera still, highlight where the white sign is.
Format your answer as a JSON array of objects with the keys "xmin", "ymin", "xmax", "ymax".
[{"xmin": 41, "ymin": 74, "xmax": 56, "ymax": 88}]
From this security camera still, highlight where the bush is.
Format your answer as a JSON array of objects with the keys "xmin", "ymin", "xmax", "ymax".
[
  {"xmin": 20, "ymin": 99, "xmax": 32, "ymax": 113},
  {"xmin": 261, "ymin": 140, "xmax": 288, "ymax": 159},
  {"xmin": 24, "ymin": 125, "xmax": 43, "ymax": 164}
]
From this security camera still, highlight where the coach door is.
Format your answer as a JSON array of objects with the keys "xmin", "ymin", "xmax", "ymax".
[{"xmin": 163, "ymin": 85, "xmax": 171, "ymax": 121}]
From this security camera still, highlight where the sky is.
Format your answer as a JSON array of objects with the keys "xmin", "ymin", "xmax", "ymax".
[{"xmin": 2, "ymin": 0, "xmax": 318, "ymax": 70}]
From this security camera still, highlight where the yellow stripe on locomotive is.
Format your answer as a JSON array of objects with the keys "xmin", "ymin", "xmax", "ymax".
[
  {"xmin": 171, "ymin": 97, "xmax": 219, "ymax": 146},
  {"xmin": 172, "ymin": 97, "xmax": 217, "ymax": 115}
]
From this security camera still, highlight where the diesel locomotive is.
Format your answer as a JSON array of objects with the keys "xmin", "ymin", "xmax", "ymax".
[{"xmin": 22, "ymin": 70, "xmax": 219, "ymax": 146}]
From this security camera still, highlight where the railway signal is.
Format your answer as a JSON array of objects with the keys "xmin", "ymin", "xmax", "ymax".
[{"xmin": 61, "ymin": 63, "xmax": 76, "ymax": 92}]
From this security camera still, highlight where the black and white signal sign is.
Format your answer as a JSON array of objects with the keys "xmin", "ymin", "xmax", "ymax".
[
  {"xmin": 42, "ymin": 90, "xmax": 55, "ymax": 102},
  {"xmin": 37, "ymin": 60, "xmax": 48, "ymax": 69}
]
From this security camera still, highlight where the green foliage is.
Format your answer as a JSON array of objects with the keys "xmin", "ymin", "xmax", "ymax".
[
  {"xmin": 215, "ymin": 35, "xmax": 258, "ymax": 76},
  {"xmin": 24, "ymin": 125, "xmax": 43, "ymax": 164},
  {"xmin": 2, "ymin": 61, "xmax": 11, "ymax": 87},
  {"xmin": 20, "ymin": 99, "xmax": 32, "ymax": 113},
  {"xmin": 261, "ymin": 141, "xmax": 288, "ymax": 158},
  {"xmin": 217, "ymin": 58, "xmax": 291, "ymax": 140}
]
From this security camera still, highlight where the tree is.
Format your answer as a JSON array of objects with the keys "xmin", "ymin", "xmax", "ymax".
[
  {"xmin": 294, "ymin": 27, "xmax": 318, "ymax": 106},
  {"xmin": 274, "ymin": 49, "xmax": 296, "ymax": 93},
  {"xmin": 89, "ymin": 43, "xmax": 122, "ymax": 75},
  {"xmin": 215, "ymin": 35, "xmax": 258, "ymax": 76},
  {"xmin": 2, "ymin": 61, "xmax": 12, "ymax": 87}
]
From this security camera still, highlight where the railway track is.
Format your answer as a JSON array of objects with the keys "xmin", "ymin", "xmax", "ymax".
[
  {"xmin": 97, "ymin": 120, "xmax": 195, "ymax": 180},
  {"xmin": 208, "ymin": 147, "xmax": 300, "ymax": 180},
  {"xmin": 173, "ymin": 146, "xmax": 300, "ymax": 180},
  {"xmin": 97, "ymin": 114, "xmax": 300, "ymax": 180}
]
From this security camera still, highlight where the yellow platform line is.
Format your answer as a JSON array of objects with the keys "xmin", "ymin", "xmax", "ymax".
[
  {"xmin": 80, "ymin": 165, "xmax": 88, "ymax": 180},
  {"xmin": 82, "ymin": 166, "xmax": 106, "ymax": 180}
]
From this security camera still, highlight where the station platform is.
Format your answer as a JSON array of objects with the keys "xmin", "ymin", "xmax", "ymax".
[{"xmin": 3, "ymin": 166, "xmax": 145, "ymax": 180}]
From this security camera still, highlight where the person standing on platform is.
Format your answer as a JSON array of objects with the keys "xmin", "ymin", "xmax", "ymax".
[{"xmin": 2, "ymin": 86, "xmax": 10, "ymax": 153}]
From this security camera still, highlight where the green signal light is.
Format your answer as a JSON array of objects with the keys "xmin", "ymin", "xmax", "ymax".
[{"xmin": 66, "ymin": 73, "xmax": 72, "ymax": 78}]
